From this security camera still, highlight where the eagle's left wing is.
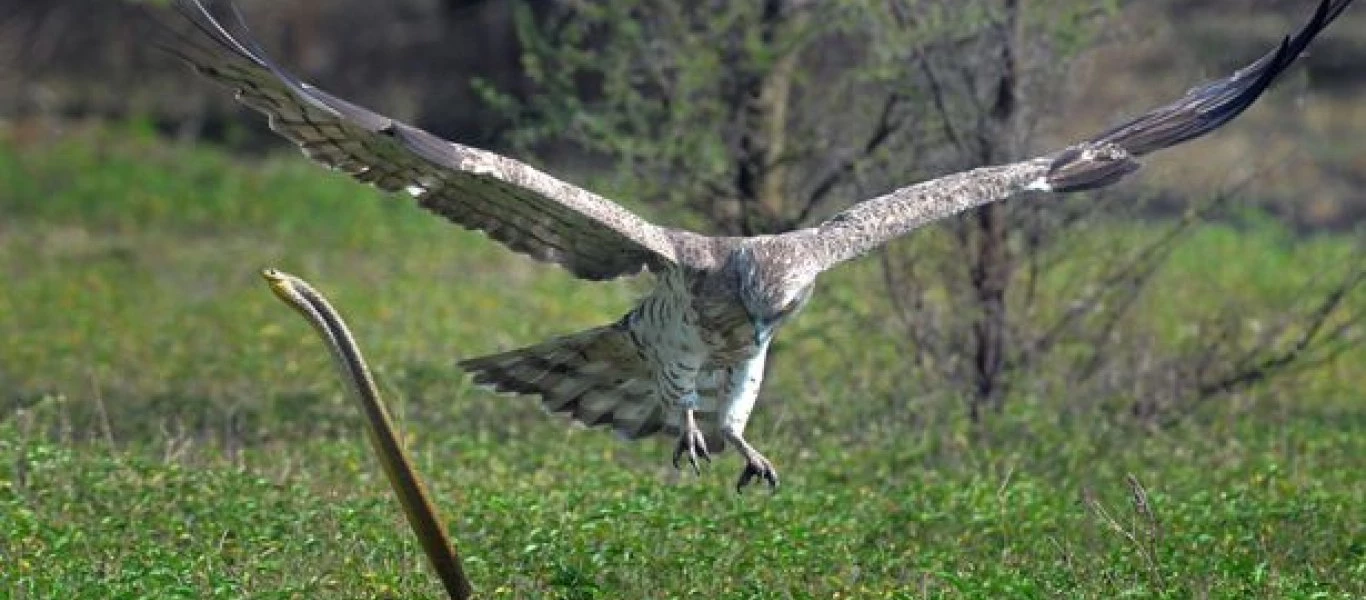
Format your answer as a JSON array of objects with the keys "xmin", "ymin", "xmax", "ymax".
[{"xmin": 799, "ymin": 0, "xmax": 1353, "ymax": 271}]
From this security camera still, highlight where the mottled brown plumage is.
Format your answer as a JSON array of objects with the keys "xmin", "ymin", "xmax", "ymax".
[{"xmin": 161, "ymin": 0, "xmax": 1354, "ymax": 490}]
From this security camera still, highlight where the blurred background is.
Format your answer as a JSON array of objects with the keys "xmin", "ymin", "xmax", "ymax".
[
  {"xmin": 2, "ymin": 1, "xmax": 1365, "ymax": 595},
  {"xmin": 2, "ymin": 0, "xmax": 1363, "ymax": 226}
]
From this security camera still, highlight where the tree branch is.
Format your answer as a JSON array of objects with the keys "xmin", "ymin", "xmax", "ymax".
[{"xmin": 793, "ymin": 91, "xmax": 906, "ymax": 225}]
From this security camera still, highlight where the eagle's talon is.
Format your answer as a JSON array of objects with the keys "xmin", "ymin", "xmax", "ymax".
[
  {"xmin": 672, "ymin": 426, "xmax": 710, "ymax": 476},
  {"xmin": 736, "ymin": 454, "xmax": 779, "ymax": 493}
]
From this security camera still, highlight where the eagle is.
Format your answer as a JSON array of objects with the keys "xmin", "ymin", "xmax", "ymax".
[{"xmin": 161, "ymin": 0, "xmax": 1355, "ymax": 491}]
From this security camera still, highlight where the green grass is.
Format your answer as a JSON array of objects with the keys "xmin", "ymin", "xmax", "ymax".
[{"xmin": 1, "ymin": 124, "xmax": 1364, "ymax": 598}]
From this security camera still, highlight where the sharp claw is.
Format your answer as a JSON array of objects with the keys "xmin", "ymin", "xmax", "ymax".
[
  {"xmin": 735, "ymin": 471, "xmax": 752, "ymax": 493},
  {"xmin": 674, "ymin": 428, "xmax": 709, "ymax": 476},
  {"xmin": 736, "ymin": 456, "xmax": 779, "ymax": 493}
]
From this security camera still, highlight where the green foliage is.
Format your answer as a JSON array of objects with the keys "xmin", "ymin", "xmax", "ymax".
[
  {"xmin": 482, "ymin": 1, "xmax": 782, "ymax": 225},
  {"xmin": 5, "ymin": 410, "xmax": 1364, "ymax": 597},
  {"xmin": 1, "ymin": 126, "xmax": 1363, "ymax": 596}
]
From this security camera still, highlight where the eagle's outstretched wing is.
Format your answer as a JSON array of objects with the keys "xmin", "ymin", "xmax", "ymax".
[
  {"xmin": 802, "ymin": 0, "xmax": 1353, "ymax": 271},
  {"xmin": 160, "ymin": 0, "xmax": 680, "ymax": 281}
]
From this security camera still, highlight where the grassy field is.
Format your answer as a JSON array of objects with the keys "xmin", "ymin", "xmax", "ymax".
[{"xmin": 1, "ymin": 125, "xmax": 1364, "ymax": 598}]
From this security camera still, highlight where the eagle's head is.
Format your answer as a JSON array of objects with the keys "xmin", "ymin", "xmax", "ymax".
[{"xmin": 728, "ymin": 240, "xmax": 817, "ymax": 346}]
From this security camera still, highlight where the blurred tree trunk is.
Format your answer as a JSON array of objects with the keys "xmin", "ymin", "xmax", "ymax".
[
  {"xmin": 967, "ymin": 0, "xmax": 1019, "ymax": 420},
  {"xmin": 733, "ymin": 0, "xmax": 805, "ymax": 235}
]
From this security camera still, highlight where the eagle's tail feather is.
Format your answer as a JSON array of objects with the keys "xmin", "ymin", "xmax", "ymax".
[{"xmin": 460, "ymin": 323, "xmax": 725, "ymax": 451}]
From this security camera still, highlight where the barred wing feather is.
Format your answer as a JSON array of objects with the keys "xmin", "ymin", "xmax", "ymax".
[{"xmin": 162, "ymin": 0, "xmax": 680, "ymax": 281}]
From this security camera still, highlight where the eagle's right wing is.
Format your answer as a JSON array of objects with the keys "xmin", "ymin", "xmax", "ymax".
[{"xmin": 160, "ymin": 0, "xmax": 684, "ymax": 281}]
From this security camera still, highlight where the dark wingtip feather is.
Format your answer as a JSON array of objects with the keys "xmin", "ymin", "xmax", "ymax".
[
  {"xmin": 1045, "ymin": 142, "xmax": 1141, "ymax": 193},
  {"xmin": 1089, "ymin": 0, "xmax": 1353, "ymax": 157},
  {"xmin": 1043, "ymin": 0, "xmax": 1353, "ymax": 193}
]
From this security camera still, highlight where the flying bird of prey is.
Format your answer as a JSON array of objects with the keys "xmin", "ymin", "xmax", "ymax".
[{"xmin": 162, "ymin": 0, "xmax": 1355, "ymax": 491}]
